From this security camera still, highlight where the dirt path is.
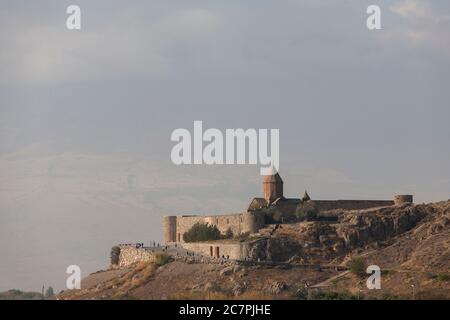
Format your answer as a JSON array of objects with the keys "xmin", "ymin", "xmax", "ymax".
[{"xmin": 310, "ymin": 271, "xmax": 350, "ymax": 288}]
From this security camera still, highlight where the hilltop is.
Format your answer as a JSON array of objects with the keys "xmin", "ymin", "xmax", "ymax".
[{"xmin": 59, "ymin": 200, "xmax": 450, "ymax": 300}]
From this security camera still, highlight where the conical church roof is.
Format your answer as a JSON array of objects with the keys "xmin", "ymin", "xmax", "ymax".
[
  {"xmin": 263, "ymin": 172, "xmax": 283, "ymax": 183},
  {"xmin": 302, "ymin": 190, "xmax": 311, "ymax": 201}
]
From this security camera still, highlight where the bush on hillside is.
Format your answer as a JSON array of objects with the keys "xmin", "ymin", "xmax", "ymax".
[{"xmin": 348, "ymin": 257, "xmax": 367, "ymax": 278}]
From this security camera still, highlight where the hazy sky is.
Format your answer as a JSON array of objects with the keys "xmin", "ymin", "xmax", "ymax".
[{"xmin": 1, "ymin": 0, "xmax": 449, "ymax": 292}]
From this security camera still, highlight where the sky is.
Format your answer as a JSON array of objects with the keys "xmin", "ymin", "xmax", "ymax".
[{"xmin": 0, "ymin": 0, "xmax": 449, "ymax": 292}]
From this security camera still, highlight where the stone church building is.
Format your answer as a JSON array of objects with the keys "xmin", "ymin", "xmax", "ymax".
[{"xmin": 163, "ymin": 172, "xmax": 413, "ymax": 245}]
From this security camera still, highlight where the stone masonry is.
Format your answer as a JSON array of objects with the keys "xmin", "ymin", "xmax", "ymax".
[
  {"xmin": 163, "ymin": 172, "xmax": 413, "ymax": 245},
  {"xmin": 117, "ymin": 245, "xmax": 158, "ymax": 267}
]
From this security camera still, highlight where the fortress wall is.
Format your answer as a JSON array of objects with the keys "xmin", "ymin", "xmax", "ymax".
[
  {"xmin": 182, "ymin": 242, "xmax": 244, "ymax": 260},
  {"xmin": 118, "ymin": 246, "xmax": 157, "ymax": 267},
  {"xmin": 163, "ymin": 216, "xmax": 177, "ymax": 243},
  {"xmin": 242, "ymin": 211, "xmax": 265, "ymax": 233},
  {"xmin": 310, "ymin": 200, "xmax": 394, "ymax": 212},
  {"xmin": 394, "ymin": 195, "xmax": 413, "ymax": 206},
  {"xmin": 164, "ymin": 199, "xmax": 396, "ymax": 244},
  {"xmin": 175, "ymin": 216, "xmax": 205, "ymax": 243},
  {"xmin": 166, "ymin": 213, "xmax": 255, "ymax": 244},
  {"xmin": 205, "ymin": 213, "xmax": 245, "ymax": 235}
]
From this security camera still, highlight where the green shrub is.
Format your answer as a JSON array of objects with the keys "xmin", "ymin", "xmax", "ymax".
[
  {"xmin": 379, "ymin": 293, "xmax": 399, "ymax": 300},
  {"xmin": 308, "ymin": 290, "xmax": 360, "ymax": 300},
  {"xmin": 294, "ymin": 288, "xmax": 362, "ymax": 300},
  {"xmin": 205, "ymin": 282, "xmax": 222, "ymax": 293},
  {"xmin": 183, "ymin": 223, "xmax": 222, "ymax": 243},
  {"xmin": 381, "ymin": 270, "xmax": 396, "ymax": 276},
  {"xmin": 295, "ymin": 287, "xmax": 309, "ymax": 300},
  {"xmin": 225, "ymin": 228, "xmax": 233, "ymax": 239},
  {"xmin": 438, "ymin": 274, "xmax": 450, "ymax": 281},
  {"xmin": 432, "ymin": 273, "xmax": 450, "ymax": 282},
  {"xmin": 348, "ymin": 258, "xmax": 367, "ymax": 278}
]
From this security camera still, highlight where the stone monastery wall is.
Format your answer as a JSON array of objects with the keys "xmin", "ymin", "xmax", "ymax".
[{"xmin": 164, "ymin": 212, "xmax": 264, "ymax": 244}]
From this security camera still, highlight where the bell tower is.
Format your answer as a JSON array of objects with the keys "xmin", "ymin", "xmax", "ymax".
[{"xmin": 263, "ymin": 172, "xmax": 283, "ymax": 203}]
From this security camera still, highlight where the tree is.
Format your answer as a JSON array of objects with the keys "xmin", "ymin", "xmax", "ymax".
[
  {"xmin": 45, "ymin": 286, "xmax": 54, "ymax": 298},
  {"xmin": 296, "ymin": 287, "xmax": 309, "ymax": 300},
  {"xmin": 183, "ymin": 223, "xmax": 222, "ymax": 242},
  {"xmin": 348, "ymin": 258, "xmax": 367, "ymax": 278},
  {"xmin": 225, "ymin": 227, "xmax": 233, "ymax": 239}
]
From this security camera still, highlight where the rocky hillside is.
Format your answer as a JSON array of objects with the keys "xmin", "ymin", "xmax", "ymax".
[
  {"xmin": 59, "ymin": 201, "xmax": 450, "ymax": 300},
  {"xmin": 249, "ymin": 201, "xmax": 449, "ymax": 269}
]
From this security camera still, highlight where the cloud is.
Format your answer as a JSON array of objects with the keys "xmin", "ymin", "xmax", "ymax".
[
  {"xmin": 0, "ymin": 8, "xmax": 219, "ymax": 85},
  {"xmin": 153, "ymin": 9, "xmax": 218, "ymax": 40},
  {"xmin": 385, "ymin": 0, "xmax": 450, "ymax": 56},
  {"xmin": 390, "ymin": 0, "xmax": 434, "ymax": 19}
]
